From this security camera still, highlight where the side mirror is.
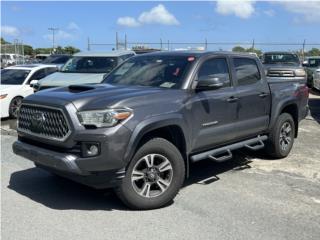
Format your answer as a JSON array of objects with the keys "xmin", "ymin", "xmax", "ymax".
[
  {"xmin": 29, "ymin": 79, "xmax": 38, "ymax": 87},
  {"xmin": 196, "ymin": 76, "xmax": 225, "ymax": 90},
  {"xmin": 302, "ymin": 60, "xmax": 309, "ymax": 67}
]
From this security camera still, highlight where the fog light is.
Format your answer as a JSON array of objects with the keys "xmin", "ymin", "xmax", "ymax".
[{"xmin": 82, "ymin": 142, "xmax": 100, "ymax": 157}]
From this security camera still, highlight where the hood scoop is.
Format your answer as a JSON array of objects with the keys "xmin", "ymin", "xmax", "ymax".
[{"xmin": 68, "ymin": 85, "xmax": 95, "ymax": 93}]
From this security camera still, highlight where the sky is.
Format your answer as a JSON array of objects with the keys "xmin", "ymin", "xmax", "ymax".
[{"xmin": 1, "ymin": 1, "xmax": 320, "ymax": 52}]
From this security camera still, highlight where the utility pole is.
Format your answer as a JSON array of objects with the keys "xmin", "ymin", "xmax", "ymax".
[
  {"xmin": 205, "ymin": 38, "xmax": 208, "ymax": 50},
  {"xmin": 116, "ymin": 32, "xmax": 119, "ymax": 50},
  {"xmin": 252, "ymin": 39, "xmax": 255, "ymax": 50},
  {"xmin": 125, "ymin": 34, "xmax": 127, "ymax": 50},
  {"xmin": 48, "ymin": 27, "xmax": 59, "ymax": 54},
  {"xmin": 87, "ymin": 37, "xmax": 90, "ymax": 51},
  {"xmin": 302, "ymin": 39, "xmax": 306, "ymax": 61}
]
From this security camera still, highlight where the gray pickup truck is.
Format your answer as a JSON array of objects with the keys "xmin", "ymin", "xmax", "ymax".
[
  {"xmin": 13, "ymin": 51, "xmax": 309, "ymax": 210},
  {"xmin": 262, "ymin": 51, "xmax": 307, "ymax": 83}
]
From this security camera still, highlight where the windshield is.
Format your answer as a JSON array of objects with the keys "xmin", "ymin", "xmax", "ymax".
[
  {"xmin": 61, "ymin": 56, "xmax": 118, "ymax": 73},
  {"xmin": 0, "ymin": 69, "xmax": 30, "ymax": 85},
  {"xmin": 103, "ymin": 55, "xmax": 194, "ymax": 89},
  {"xmin": 42, "ymin": 55, "xmax": 71, "ymax": 64},
  {"xmin": 308, "ymin": 59, "xmax": 320, "ymax": 68},
  {"xmin": 1, "ymin": 55, "xmax": 10, "ymax": 60},
  {"xmin": 263, "ymin": 53, "xmax": 300, "ymax": 65}
]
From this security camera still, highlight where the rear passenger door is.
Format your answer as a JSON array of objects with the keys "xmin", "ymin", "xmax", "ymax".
[{"xmin": 231, "ymin": 57, "xmax": 271, "ymax": 139}]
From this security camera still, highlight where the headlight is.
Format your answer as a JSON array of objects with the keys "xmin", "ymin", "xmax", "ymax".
[
  {"xmin": 295, "ymin": 69, "xmax": 306, "ymax": 77},
  {"xmin": 77, "ymin": 108, "xmax": 132, "ymax": 128},
  {"xmin": 0, "ymin": 94, "xmax": 8, "ymax": 99}
]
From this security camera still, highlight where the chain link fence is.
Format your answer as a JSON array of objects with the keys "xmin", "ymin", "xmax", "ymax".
[
  {"xmin": 87, "ymin": 37, "xmax": 320, "ymax": 60},
  {"xmin": 1, "ymin": 40, "xmax": 26, "ymax": 67}
]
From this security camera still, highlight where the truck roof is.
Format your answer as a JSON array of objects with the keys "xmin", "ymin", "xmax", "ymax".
[
  {"xmin": 74, "ymin": 50, "xmax": 136, "ymax": 57},
  {"xmin": 263, "ymin": 51, "xmax": 297, "ymax": 55},
  {"xmin": 136, "ymin": 50, "xmax": 257, "ymax": 58}
]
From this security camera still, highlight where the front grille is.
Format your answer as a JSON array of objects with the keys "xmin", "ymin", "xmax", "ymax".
[
  {"xmin": 18, "ymin": 104, "xmax": 71, "ymax": 141},
  {"xmin": 267, "ymin": 70, "xmax": 295, "ymax": 77}
]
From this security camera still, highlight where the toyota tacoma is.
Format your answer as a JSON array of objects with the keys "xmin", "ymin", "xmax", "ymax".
[{"xmin": 13, "ymin": 51, "xmax": 309, "ymax": 210}]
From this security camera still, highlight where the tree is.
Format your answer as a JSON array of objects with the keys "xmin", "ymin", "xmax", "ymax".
[
  {"xmin": 34, "ymin": 48, "xmax": 52, "ymax": 54},
  {"xmin": 232, "ymin": 46, "xmax": 246, "ymax": 52},
  {"xmin": 246, "ymin": 47, "xmax": 262, "ymax": 56},
  {"xmin": 1, "ymin": 37, "xmax": 10, "ymax": 45},
  {"xmin": 23, "ymin": 45, "xmax": 33, "ymax": 55},
  {"xmin": 306, "ymin": 48, "xmax": 320, "ymax": 57},
  {"xmin": 63, "ymin": 46, "xmax": 80, "ymax": 54}
]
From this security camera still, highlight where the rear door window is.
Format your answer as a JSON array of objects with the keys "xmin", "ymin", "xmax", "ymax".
[{"xmin": 233, "ymin": 58, "xmax": 261, "ymax": 86}]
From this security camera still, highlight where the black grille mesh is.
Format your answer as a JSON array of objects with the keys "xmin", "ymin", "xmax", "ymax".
[
  {"xmin": 18, "ymin": 104, "xmax": 70, "ymax": 140},
  {"xmin": 267, "ymin": 70, "xmax": 295, "ymax": 77}
]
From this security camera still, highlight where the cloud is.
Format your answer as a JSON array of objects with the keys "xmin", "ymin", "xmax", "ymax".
[
  {"xmin": 215, "ymin": 1, "xmax": 255, "ymax": 19},
  {"xmin": 117, "ymin": 17, "xmax": 141, "ymax": 27},
  {"xmin": 264, "ymin": 9, "xmax": 275, "ymax": 17},
  {"xmin": 67, "ymin": 22, "xmax": 81, "ymax": 31},
  {"xmin": 117, "ymin": 4, "xmax": 179, "ymax": 28},
  {"xmin": 138, "ymin": 4, "xmax": 179, "ymax": 25},
  {"xmin": 43, "ymin": 30, "xmax": 74, "ymax": 42},
  {"xmin": 11, "ymin": 5, "xmax": 22, "ymax": 12},
  {"xmin": 1, "ymin": 25, "xmax": 20, "ymax": 37},
  {"xmin": 277, "ymin": 1, "xmax": 320, "ymax": 23},
  {"xmin": 43, "ymin": 22, "xmax": 81, "ymax": 43}
]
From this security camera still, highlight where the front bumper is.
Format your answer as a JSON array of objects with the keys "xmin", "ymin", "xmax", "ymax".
[{"xmin": 12, "ymin": 140, "xmax": 126, "ymax": 189}]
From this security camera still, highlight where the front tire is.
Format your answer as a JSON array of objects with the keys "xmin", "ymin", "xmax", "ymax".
[
  {"xmin": 265, "ymin": 113, "xmax": 295, "ymax": 158},
  {"xmin": 115, "ymin": 138, "xmax": 185, "ymax": 210},
  {"xmin": 9, "ymin": 97, "xmax": 23, "ymax": 119}
]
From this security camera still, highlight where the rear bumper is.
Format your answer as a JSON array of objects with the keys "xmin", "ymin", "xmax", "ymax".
[{"xmin": 12, "ymin": 140, "xmax": 125, "ymax": 189}]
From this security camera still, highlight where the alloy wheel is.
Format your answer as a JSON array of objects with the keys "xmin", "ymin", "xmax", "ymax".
[{"xmin": 131, "ymin": 153, "xmax": 173, "ymax": 198}]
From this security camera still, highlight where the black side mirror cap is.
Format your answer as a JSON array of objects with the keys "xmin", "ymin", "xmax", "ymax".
[{"xmin": 196, "ymin": 76, "xmax": 225, "ymax": 90}]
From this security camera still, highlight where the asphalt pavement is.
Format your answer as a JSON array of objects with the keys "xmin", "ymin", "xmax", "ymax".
[{"xmin": 1, "ymin": 92, "xmax": 320, "ymax": 240}]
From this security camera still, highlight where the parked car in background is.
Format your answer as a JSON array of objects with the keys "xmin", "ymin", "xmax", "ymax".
[
  {"xmin": 35, "ymin": 54, "xmax": 50, "ymax": 62},
  {"xmin": 262, "ymin": 51, "xmax": 306, "ymax": 83},
  {"xmin": 13, "ymin": 51, "xmax": 309, "ymax": 209},
  {"xmin": 1, "ymin": 54, "xmax": 17, "ymax": 67},
  {"xmin": 34, "ymin": 51, "xmax": 135, "ymax": 91},
  {"xmin": 302, "ymin": 56, "xmax": 320, "ymax": 89},
  {"xmin": 41, "ymin": 54, "xmax": 72, "ymax": 69},
  {"xmin": 0, "ymin": 64, "xmax": 58, "ymax": 118}
]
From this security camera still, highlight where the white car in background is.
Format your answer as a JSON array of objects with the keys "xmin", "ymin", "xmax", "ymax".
[
  {"xmin": 0, "ymin": 64, "xmax": 58, "ymax": 118},
  {"xmin": 35, "ymin": 51, "xmax": 136, "ymax": 91}
]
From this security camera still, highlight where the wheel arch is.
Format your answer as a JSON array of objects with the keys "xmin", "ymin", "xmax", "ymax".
[
  {"xmin": 124, "ymin": 114, "xmax": 190, "ymax": 177},
  {"xmin": 270, "ymin": 99, "xmax": 299, "ymax": 138}
]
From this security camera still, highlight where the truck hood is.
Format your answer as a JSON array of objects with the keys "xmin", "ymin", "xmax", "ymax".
[
  {"xmin": 263, "ymin": 64, "xmax": 302, "ymax": 70},
  {"xmin": 38, "ymin": 72, "xmax": 105, "ymax": 87},
  {"xmin": 27, "ymin": 84, "xmax": 185, "ymax": 111}
]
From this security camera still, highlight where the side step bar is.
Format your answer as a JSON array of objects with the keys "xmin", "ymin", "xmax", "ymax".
[{"xmin": 190, "ymin": 135, "xmax": 268, "ymax": 163}]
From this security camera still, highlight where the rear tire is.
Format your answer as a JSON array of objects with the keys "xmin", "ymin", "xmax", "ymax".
[
  {"xmin": 265, "ymin": 113, "xmax": 295, "ymax": 159},
  {"xmin": 9, "ymin": 96, "xmax": 23, "ymax": 119},
  {"xmin": 115, "ymin": 138, "xmax": 185, "ymax": 210}
]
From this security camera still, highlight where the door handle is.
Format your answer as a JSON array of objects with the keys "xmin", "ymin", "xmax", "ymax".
[
  {"xmin": 227, "ymin": 96, "xmax": 239, "ymax": 103},
  {"xmin": 259, "ymin": 92, "xmax": 268, "ymax": 98}
]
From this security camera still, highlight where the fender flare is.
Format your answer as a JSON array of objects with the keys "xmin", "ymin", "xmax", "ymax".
[
  {"xmin": 269, "ymin": 97, "xmax": 299, "ymax": 131},
  {"xmin": 123, "ymin": 113, "xmax": 190, "ymax": 164}
]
